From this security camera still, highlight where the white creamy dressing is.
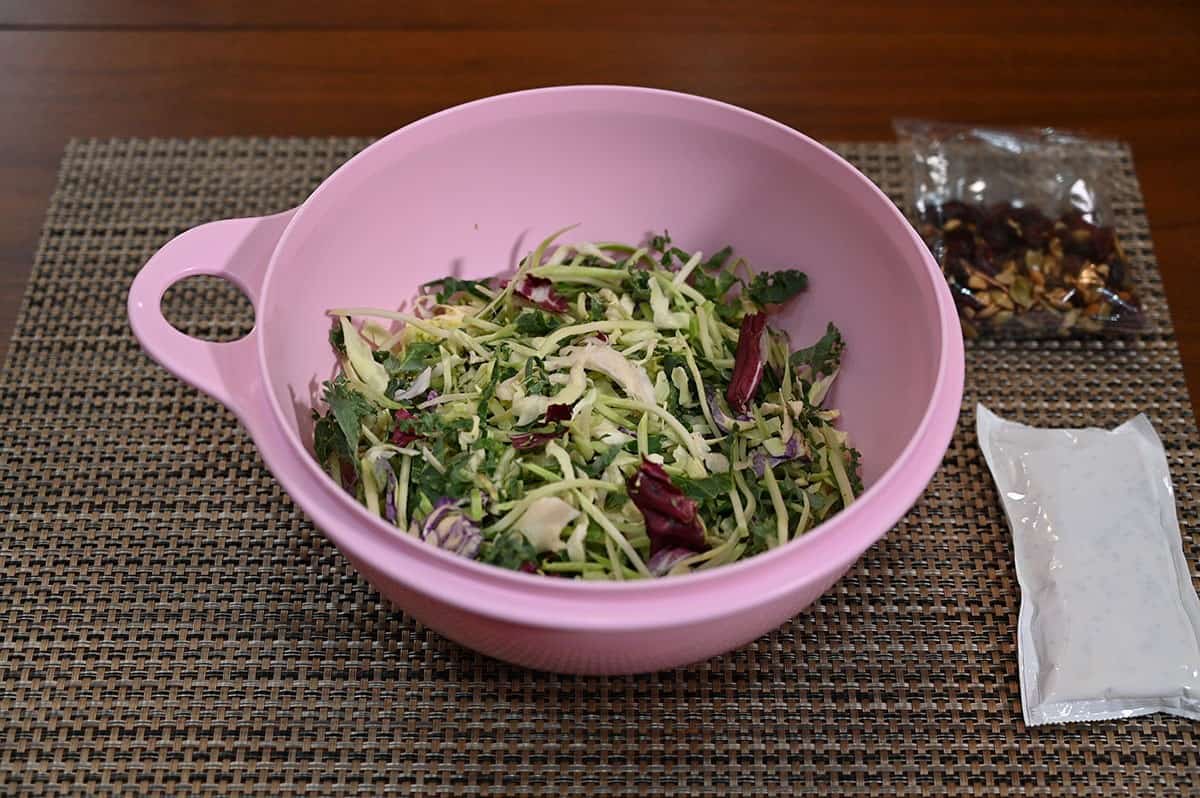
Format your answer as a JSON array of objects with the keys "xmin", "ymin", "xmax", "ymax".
[{"xmin": 977, "ymin": 405, "xmax": 1200, "ymax": 725}]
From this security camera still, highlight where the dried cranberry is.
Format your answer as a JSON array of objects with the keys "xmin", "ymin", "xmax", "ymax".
[
  {"xmin": 951, "ymin": 283, "xmax": 984, "ymax": 311},
  {"xmin": 981, "ymin": 216, "xmax": 1018, "ymax": 253},
  {"xmin": 941, "ymin": 200, "xmax": 981, "ymax": 226},
  {"xmin": 945, "ymin": 256, "xmax": 970, "ymax": 284},
  {"xmin": 545, "ymin": 403, "xmax": 573, "ymax": 423},
  {"xmin": 943, "ymin": 225, "xmax": 976, "ymax": 259},
  {"xmin": 973, "ymin": 239, "xmax": 997, "ymax": 276},
  {"xmin": 1092, "ymin": 228, "xmax": 1116, "ymax": 263},
  {"xmin": 1021, "ymin": 217, "xmax": 1053, "ymax": 249}
]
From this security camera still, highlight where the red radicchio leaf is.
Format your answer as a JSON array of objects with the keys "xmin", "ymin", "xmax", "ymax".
[
  {"xmin": 518, "ymin": 561, "xmax": 539, "ymax": 574},
  {"xmin": 726, "ymin": 312, "xmax": 768, "ymax": 412},
  {"xmin": 545, "ymin": 403, "xmax": 573, "ymax": 423},
  {"xmin": 626, "ymin": 459, "xmax": 708, "ymax": 555},
  {"xmin": 510, "ymin": 430, "xmax": 560, "ymax": 451},
  {"xmin": 514, "ymin": 275, "xmax": 569, "ymax": 313},
  {"xmin": 391, "ymin": 408, "xmax": 423, "ymax": 446}
]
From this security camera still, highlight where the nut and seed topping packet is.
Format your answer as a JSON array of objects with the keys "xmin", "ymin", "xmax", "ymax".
[{"xmin": 896, "ymin": 120, "xmax": 1143, "ymax": 338}]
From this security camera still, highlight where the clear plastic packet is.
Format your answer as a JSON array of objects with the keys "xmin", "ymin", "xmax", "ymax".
[
  {"xmin": 895, "ymin": 119, "xmax": 1143, "ymax": 338},
  {"xmin": 976, "ymin": 405, "xmax": 1200, "ymax": 725}
]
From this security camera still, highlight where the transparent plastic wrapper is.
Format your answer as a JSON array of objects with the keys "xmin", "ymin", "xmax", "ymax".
[
  {"xmin": 895, "ymin": 120, "xmax": 1143, "ymax": 338},
  {"xmin": 977, "ymin": 405, "xmax": 1200, "ymax": 725}
]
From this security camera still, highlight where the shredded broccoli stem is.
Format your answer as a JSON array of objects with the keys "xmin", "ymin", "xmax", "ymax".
[
  {"xmin": 762, "ymin": 466, "xmax": 790, "ymax": 548},
  {"xmin": 732, "ymin": 461, "xmax": 758, "ymax": 528},
  {"xmin": 521, "ymin": 461, "xmax": 561, "ymax": 482},
  {"xmin": 536, "ymin": 320, "xmax": 656, "ymax": 356},
  {"xmin": 793, "ymin": 488, "xmax": 811, "ymax": 538},
  {"xmin": 361, "ymin": 456, "xmax": 381, "ymax": 517},
  {"xmin": 605, "ymin": 535, "xmax": 624, "ymax": 581},
  {"xmin": 420, "ymin": 445, "xmax": 446, "ymax": 474},
  {"xmin": 636, "ymin": 413, "xmax": 651, "ymax": 459},
  {"xmin": 486, "ymin": 479, "xmax": 621, "ymax": 532},
  {"xmin": 601, "ymin": 396, "xmax": 706, "ymax": 460},
  {"xmin": 397, "ymin": 454, "xmax": 412, "ymax": 530},
  {"xmin": 578, "ymin": 495, "xmax": 651, "ymax": 577},
  {"xmin": 728, "ymin": 485, "xmax": 747, "ymax": 532},
  {"xmin": 823, "ymin": 426, "xmax": 857, "ymax": 510}
]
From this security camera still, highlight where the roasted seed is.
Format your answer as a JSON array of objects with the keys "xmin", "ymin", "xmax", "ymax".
[
  {"xmin": 992, "ymin": 291, "xmax": 1015, "ymax": 310},
  {"xmin": 1010, "ymin": 275, "xmax": 1035, "ymax": 309},
  {"xmin": 967, "ymin": 274, "xmax": 989, "ymax": 291},
  {"xmin": 1076, "ymin": 263, "xmax": 1104, "ymax": 304},
  {"xmin": 1045, "ymin": 287, "xmax": 1072, "ymax": 310}
]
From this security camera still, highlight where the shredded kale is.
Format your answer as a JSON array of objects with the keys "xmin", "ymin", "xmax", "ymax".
[
  {"xmin": 324, "ymin": 379, "xmax": 373, "ymax": 450},
  {"xmin": 703, "ymin": 245, "xmax": 733, "ymax": 271},
  {"xmin": 747, "ymin": 268, "xmax": 808, "ymax": 307},
  {"xmin": 790, "ymin": 322, "xmax": 845, "ymax": 378},
  {"xmin": 584, "ymin": 444, "xmax": 622, "ymax": 478},
  {"xmin": 479, "ymin": 531, "xmax": 538, "ymax": 570},
  {"xmin": 423, "ymin": 276, "xmax": 491, "ymax": 303},
  {"xmin": 396, "ymin": 342, "xmax": 439, "ymax": 372},
  {"xmin": 328, "ymin": 323, "xmax": 346, "ymax": 355},
  {"xmin": 522, "ymin": 357, "xmax": 552, "ymax": 396},
  {"xmin": 690, "ymin": 269, "xmax": 738, "ymax": 303},
  {"xmin": 515, "ymin": 310, "xmax": 561, "ymax": 336},
  {"xmin": 675, "ymin": 473, "xmax": 732, "ymax": 502}
]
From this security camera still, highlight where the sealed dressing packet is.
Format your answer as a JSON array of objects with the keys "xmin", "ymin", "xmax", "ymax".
[{"xmin": 977, "ymin": 405, "xmax": 1200, "ymax": 725}]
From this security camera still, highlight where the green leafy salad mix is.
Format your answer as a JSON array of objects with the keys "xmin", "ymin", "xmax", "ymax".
[{"xmin": 312, "ymin": 228, "xmax": 861, "ymax": 579}]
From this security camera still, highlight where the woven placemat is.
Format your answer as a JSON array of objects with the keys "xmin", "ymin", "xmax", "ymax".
[{"xmin": 2, "ymin": 138, "xmax": 1197, "ymax": 796}]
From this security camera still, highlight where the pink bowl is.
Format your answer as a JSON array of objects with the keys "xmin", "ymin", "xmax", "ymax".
[{"xmin": 128, "ymin": 86, "xmax": 964, "ymax": 674}]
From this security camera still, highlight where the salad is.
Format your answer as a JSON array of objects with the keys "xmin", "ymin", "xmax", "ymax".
[{"xmin": 312, "ymin": 228, "xmax": 860, "ymax": 579}]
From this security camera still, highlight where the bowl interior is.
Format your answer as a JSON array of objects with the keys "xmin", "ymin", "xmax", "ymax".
[{"xmin": 260, "ymin": 88, "xmax": 944, "ymax": 492}]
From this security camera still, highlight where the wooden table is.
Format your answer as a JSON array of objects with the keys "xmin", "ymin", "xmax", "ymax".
[{"xmin": 3, "ymin": 2, "xmax": 1198, "ymax": 412}]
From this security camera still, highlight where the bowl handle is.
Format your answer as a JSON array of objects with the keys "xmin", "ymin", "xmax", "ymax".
[{"xmin": 127, "ymin": 209, "xmax": 296, "ymax": 418}]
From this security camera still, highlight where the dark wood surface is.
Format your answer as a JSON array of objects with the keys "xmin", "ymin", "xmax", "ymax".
[{"xmin": 3, "ymin": 1, "xmax": 1199, "ymax": 413}]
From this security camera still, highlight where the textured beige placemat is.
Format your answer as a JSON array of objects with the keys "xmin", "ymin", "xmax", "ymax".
[{"xmin": 1, "ymin": 139, "xmax": 1196, "ymax": 796}]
